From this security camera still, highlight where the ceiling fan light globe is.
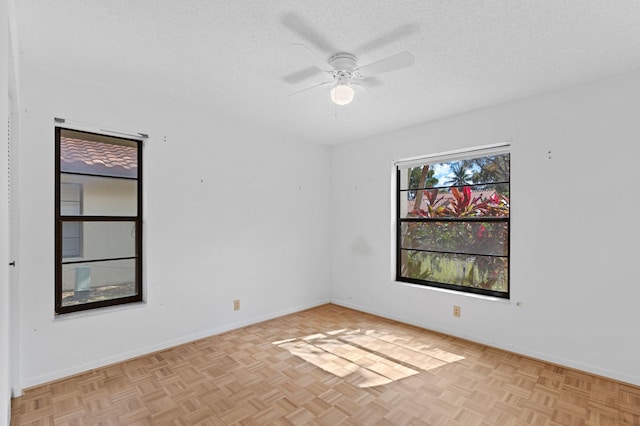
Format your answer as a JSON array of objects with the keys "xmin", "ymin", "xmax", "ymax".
[{"xmin": 330, "ymin": 84, "xmax": 354, "ymax": 105}]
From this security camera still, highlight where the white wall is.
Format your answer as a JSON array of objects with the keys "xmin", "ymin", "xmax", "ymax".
[
  {"xmin": 1, "ymin": 0, "xmax": 12, "ymax": 421},
  {"xmin": 331, "ymin": 69, "xmax": 640, "ymax": 386},
  {"xmin": 16, "ymin": 69, "xmax": 332, "ymax": 389}
]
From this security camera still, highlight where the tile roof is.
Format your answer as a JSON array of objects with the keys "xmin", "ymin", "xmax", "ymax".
[{"xmin": 60, "ymin": 136, "xmax": 138, "ymax": 178}]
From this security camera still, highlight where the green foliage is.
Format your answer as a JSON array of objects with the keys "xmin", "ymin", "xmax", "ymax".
[
  {"xmin": 403, "ymin": 251, "xmax": 433, "ymax": 280},
  {"xmin": 401, "ymin": 155, "xmax": 510, "ymax": 292},
  {"xmin": 411, "ymin": 186, "xmax": 509, "ymax": 219},
  {"xmin": 409, "ymin": 166, "xmax": 438, "ymax": 189},
  {"xmin": 467, "ymin": 154, "xmax": 510, "ymax": 197}
]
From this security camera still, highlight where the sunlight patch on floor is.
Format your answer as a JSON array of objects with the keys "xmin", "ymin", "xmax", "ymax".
[{"xmin": 273, "ymin": 328, "xmax": 465, "ymax": 388}]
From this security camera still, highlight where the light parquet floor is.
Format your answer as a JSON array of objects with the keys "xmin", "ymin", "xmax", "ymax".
[{"xmin": 10, "ymin": 304, "xmax": 640, "ymax": 425}]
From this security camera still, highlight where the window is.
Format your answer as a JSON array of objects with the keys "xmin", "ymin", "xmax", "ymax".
[
  {"xmin": 396, "ymin": 145, "xmax": 510, "ymax": 298},
  {"xmin": 55, "ymin": 128, "xmax": 143, "ymax": 313}
]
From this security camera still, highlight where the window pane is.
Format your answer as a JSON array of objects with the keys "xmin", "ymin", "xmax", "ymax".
[
  {"xmin": 399, "ymin": 183, "xmax": 509, "ymax": 219},
  {"xmin": 60, "ymin": 129, "xmax": 138, "ymax": 178},
  {"xmin": 62, "ymin": 221, "xmax": 136, "ymax": 262},
  {"xmin": 398, "ymin": 154, "xmax": 510, "ymax": 190},
  {"xmin": 398, "ymin": 165, "xmax": 439, "ymax": 190},
  {"xmin": 401, "ymin": 221, "xmax": 508, "ymax": 256},
  {"xmin": 464, "ymin": 154, "xmax": 510, "ymax": 186},
  {"xmin": 61, "ymin": 259, "xmax": 137, "ymax": 307},
  {"xmin": 61, "ymin": 174, "xmax": 137, "ymax": 216},
  {"xmin": 399, "ymin": 250, "xmax": 508, "ymax": 293}
]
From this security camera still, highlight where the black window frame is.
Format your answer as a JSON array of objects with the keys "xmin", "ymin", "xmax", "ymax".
[
  {"xmin": 55, "ymin": 127, "xmax": 143, "ymax": 314},
  {"xmin": 395, "ymin": 148, "xmax": 510, "ymax": 299}
]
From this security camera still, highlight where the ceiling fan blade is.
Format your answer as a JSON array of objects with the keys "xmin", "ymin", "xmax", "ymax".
[
  {"xmin": 355, "ymin": 51, "xmax": 415, "ymax": 78},
  {"xmin": 283, "ymin": 66, "xmax": 323, "ymax": 84},
  {"xmin": 352, "ymin": 23, "xmax": 420, "ymax": 55},
  {"xmin": 358, "ymin": 76, "xmax": 382, "ymax": 87},
  {"xmin": 281, "ymin": 12, "xmax": 338, "ymax": 53},
  {"xmin": 352, "ymin": 83, "xmax": 381, "ymax": 102},
  {"xmin": 289, "ymin": 43, "xmax": 332, "ymax": 72},
  {"xmin": 288, "ymin": 81, "xmax": 333, "ymax": 97}
]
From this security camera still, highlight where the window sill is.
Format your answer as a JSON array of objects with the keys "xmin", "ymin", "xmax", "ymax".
[
  {"xmin": 393, "ymin": 280, "xmax": 512, "ymax": 304},
  {"xmin": 53, "ymin": 300, "xmax": 147, "ymax": 321}
]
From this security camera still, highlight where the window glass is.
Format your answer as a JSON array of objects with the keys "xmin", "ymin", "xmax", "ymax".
[
  {"xmin": 62, "ymin": 221, "xmax": 136, "ymax": 260},
  {"xmin": 400, "ymin": 221, "xmax": 508, "ymax": 256},
  {"xmin": 61, "ymin": 259, "xmax": 137, "ymax": 308},
  {"xmin": 56, "ymin": 128, "xmax": 142, "ymax": 313},
  {"xmin": 60, "ymin": 174, "xmax": 137, "ymax": 216},
  {"xmin": 397, "ymin": 149, "xmax": 510, "ymax": 298},
  {"xmin": 60, "ymin": 129, "xmax": 138, "ymax": 178}
]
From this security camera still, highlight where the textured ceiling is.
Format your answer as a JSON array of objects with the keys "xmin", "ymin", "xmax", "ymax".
[{"xmin": 15, "ymin": 0, "xmax": 640, "ymax": 145}]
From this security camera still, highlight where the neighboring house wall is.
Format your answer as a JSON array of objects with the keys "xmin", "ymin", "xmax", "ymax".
[
  {"xmin": 60, "ymin": 175, "xmax": 136, "ymax": 291},
  {"xmin": 331, "ymin": 69, "xmax": 640, "ymax": 387}
]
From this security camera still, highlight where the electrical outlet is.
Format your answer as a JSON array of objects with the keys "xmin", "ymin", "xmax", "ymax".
[
  {"xmin": 453, "ymin": 305, "xmax": 461, "ymax": 317},
  {"xmin": 233, "ymin": 299, "xmax": 240, "ymax": 311}
]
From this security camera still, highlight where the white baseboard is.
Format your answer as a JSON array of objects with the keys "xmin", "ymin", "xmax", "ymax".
[
  {"xmin": 330, "ymin": 299, "xmax": 640, "ymax": 388},
  {"xmin": 20, "ymin": 299, "xmax": 331, "ymax": 391}
]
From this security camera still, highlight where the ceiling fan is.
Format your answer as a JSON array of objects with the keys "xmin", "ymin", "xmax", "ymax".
[{"xmin": 288, "ymin": 43, "xmax": 415, "ymax": 106}]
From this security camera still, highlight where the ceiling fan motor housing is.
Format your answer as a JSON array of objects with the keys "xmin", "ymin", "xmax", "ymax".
[{"xmin": 329, "ymin": 53, "xmax": 358, "ymax": 71}]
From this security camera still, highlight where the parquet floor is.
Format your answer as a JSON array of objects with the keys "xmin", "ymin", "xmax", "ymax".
[{"xmin": 10, "ymin": 304, "xmax": 640, "ymax": 425}]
